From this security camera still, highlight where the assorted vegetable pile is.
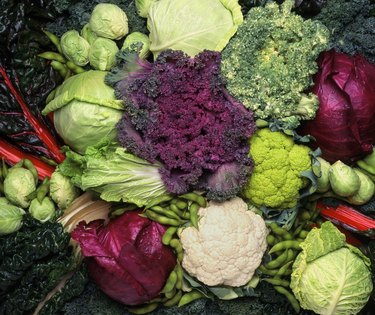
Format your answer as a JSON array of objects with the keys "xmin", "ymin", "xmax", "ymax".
[{"xmin": 1, "ymin": 0, "xmax": 375, "ymax": 314}]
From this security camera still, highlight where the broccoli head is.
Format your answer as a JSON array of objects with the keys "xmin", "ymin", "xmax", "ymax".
[
  {"xmin": 242, "ymin": 128, "xmax": 312, "ymax": 209},
  {"xmin": 221, "ymin": 0, "xmax": 329, "ymax": 130}
]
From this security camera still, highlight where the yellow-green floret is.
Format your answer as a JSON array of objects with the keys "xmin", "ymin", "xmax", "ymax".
[{"xmin": 243, "ymin": 128, "xmax": 311, "ymax": 209}]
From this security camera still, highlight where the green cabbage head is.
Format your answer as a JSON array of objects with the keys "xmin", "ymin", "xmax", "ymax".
[
  {"xmin": 42, "ymin": 70, "xmax": 124, "ymax": 154},
  {"xmin": 147, "ymin": 0, "xmax": 243, "ymax": 57},
  {"xmin": 291, "ymin": 221, "xmax": 373, "ymax": 315}
]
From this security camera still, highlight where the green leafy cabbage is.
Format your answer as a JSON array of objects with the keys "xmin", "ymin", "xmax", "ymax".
[
  {"xmin": 58, "ymin": 144, "xmax": 173, "ymax": 207},
  {"xmin": 42, "ymin": 70, "xmax": 124, "ymax": 154},
  {"xmin": 291, "ymin": 221, "xmax": 373, "ymax": 315},
  {"xmin": 147, "ymin": 0, "xmax": 243, "ymax": 57}
]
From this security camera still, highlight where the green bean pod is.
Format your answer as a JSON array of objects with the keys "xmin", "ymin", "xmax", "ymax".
[
  {"xmin": 274, "ymin": 286, "xmax": 300, "ymax": 313},
  {"xmin": 163, "ymin": 290, "xmax": 182, "ymax": 307},
  {"xmin": 66, "ymin": 61, "xmax": 86, "ymax": 74},
  {"xmin": 258, "ymin": 265, "xmax": 279, "ymax": 276},
  {"xmin": 145, "ymin": 210, "xmax": 181, "ymax": 226},
  {"xmin": 38, "ymin": 51, "xmax": 66, "ymax": 63},
  {"xmin": 0, "ymin": 182, "xmax": 4, "ymax": 194},
  {"xmin": 23, "ymin": 159, "xmax": 39, "ymax": 184},
  {"xmin": 263, "ymin": 278, "xmax": 290, "ymax": 287},
  {"xmin": 150, "ymin": 206, "xmax": 182, "ymax": 221},
  {"xmin": 179, "ymin": 192, "xmax": 206, "ymax": 207},
  {"xmin": 164, "ymin": 288, "xmax": 176, "ymax": 299},
  {"xmin": 292, "ymin": 222, "xmax": 306, "ymax": 237},
  {"xmin": 269, "ymin": 240, "xmax": 301, "ymax": 254},
  {"xmin": 178, "ymin": 290, "xmax": 206, "ymax": 307},
  {"xmin": 50, "ymin": 60, "xmax": 68, "ymax": 78},
  {"xmin": 189, "ymin": 202, "xmax": 200, "ymax": 229},
  {"xmin": 169, "ymin": 203, "xmax": 184, "ymax": 215},
  {"xmin": 266, "ymin": 234, "xmax": 277, "ymax": 246},
  {"xmin": 2, "ymin": 159, "xmax": 8, "ymax": 179},
  {"xmin": 36, "ymin": 177, "xmax": 50, "ymax": 203},
  {"xmin": 161, "ymin": 270, "xmax": 177, "ymax": 293},
  {"xmin": 269, "ymin": 222, "xmax": 293, "ymax": 240},
  {"xmin": 127, "ymin": 302, "xmax": 159, "ymax": 314},
  {"xmin": 162, "ymin": 227, "xmax": 178, "ymax": 246},
  {"xmin": 265, "ymin": 250, "xmax": 289, "ymax": 269},
  {"xmin": 169, "ymin": 239, "xmax": 183, "ymax": 262},
  {"xmin": 174, "ymin": 199, "xmax": 188, "ymax": 210},
  {"xmin": 275, "ymin": 261, "xmax": 294, "ymax": 277},
  {"xmin": 175, "ymin": 262, "xmax": 183, "ymax": 290},
  {"xmin": 42, "ymin": 30, "xmax": 63, "ymax": 54},
  {"xmin": 300, "ymin": 210, "xmax": 311, "ymax": 221},
  {"xmin": 299, "ymin": 230, "xmax": 309, "ymax": 239}
]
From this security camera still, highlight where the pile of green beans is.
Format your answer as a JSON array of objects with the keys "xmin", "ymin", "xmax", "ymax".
[
  {"xmin": 38, "ymin": 30, "xmax": 85, "ymax": 80},
  {"xmin": 259, "ymin": 204, "xmax": 320, "ymax": 313},
  {"xmin": 144, "ymin": 192, "xmax": 206, "ymax": 231}
]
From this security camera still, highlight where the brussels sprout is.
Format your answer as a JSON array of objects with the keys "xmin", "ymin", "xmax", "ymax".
[
  {"xmin": 0, "ymin": 203, "xmax": 25, "ymax": 235},
  {"xmin": 0, "ymin": 197, "xmax": 11, "ymax": 205},
  {"xmin": 316, "ymin": 157, "xmax": 331, "ymax": 193},
  {"xmin": 122, "ymin": 32, "xmax": 150, "ymax": 59},
  {"xmin": 89, "ymin": 3, "xmax": 128, "ymax": 40},
  {"xmin": 89, "ymin": 38, "xmax": 119, "ymax": 71},
  {"xmin": 50, "ymin": 170, "xmax": 80, "ymax": 210},
  {"xmin": 29, "ymin": 197, "xmax": 56, "ymax": 222},
  {"xmin": 329, "ymin": 160, "xmax": 360, "ymax": 197},
  {"xmin": 135, "ymin": 0, "xmax": 157, "ymax": 18},
  {"xmin": 61, "ymin": 30, "xmax": 90, "ymax": 66},
  {"xmin": 4, "ymin": 167, "xmax": 37, "ymax": 208},
  {"xmin": 347, "ymin": 169, "xmax": 375, "ymax": 205},
  {"xmin": 80, "ymin": 23, "xmax": 98, "ymax": 45}
]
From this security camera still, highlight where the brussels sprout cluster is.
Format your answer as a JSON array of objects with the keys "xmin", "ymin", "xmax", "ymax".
[
  {"xmin": 0, "ymin": 159, "xmax": 79, "ymax": 235},
  {"xmin": 39, "ymin": 3, "xmax": 150, "ymax": 76},
  {"xmin": 316, "ymin": 157, "xmax": 375, "ymax": 205}
]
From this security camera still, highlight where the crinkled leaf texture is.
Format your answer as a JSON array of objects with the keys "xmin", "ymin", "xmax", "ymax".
[
  {"xmin": 291, "ymin": 221, "xmax": 373, "ymax": 315},
  {"xmin": 299, "ymin": 49, "xmax": 375, "ymax": 164},
  {"xmin": 147, "ymin": 0, "xmax": 243, "ymax": 57},
  {"xmin": 58, "ymin": 144, "xmax": 173, "ymax": 207},
  {"xmin": 71, "ymin": 211, "xmax": 176, "ymax": 306},
  {"xmin": 110, "ymin": 50, "xmax": 255, "ymax": 201}
]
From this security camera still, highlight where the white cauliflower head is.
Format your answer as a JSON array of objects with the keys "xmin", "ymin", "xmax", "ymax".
[{"xmin": 179, "ymin": 197, "xmax": 268, "ymax": 287}]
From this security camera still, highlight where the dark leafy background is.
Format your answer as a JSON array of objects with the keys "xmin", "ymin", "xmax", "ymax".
[{"xmin": 0, "ymin": 0, "xmax": 374, "ymax": 314}]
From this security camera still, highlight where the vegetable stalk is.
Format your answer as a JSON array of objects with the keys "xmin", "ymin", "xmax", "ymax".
[
  {"xmin": 0, "ymin": 138, "xmax": 55, "ymax": 179},
  {"xmin": 0, "ymin": 66, "xmax": 65, "ymax": 163}
]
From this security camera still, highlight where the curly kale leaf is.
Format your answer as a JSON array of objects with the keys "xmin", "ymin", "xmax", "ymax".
[
  {"xmin": 109, "ymin": 49, "xmax": 256, "ymax": 200},
  {"xmin": 221, "ymin": 0, "xmax": 329, "ymax": 130},
  {"xmin": 314, "ymin": 0, "xmax": 375, "ymax": 64},
  {"xmin": 0, "ymin": 215, "xmax": 70, "ymax": 296}
]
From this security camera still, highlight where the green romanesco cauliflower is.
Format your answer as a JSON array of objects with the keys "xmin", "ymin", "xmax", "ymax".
[
  {"xmin": 221, "ymin": 0, "xmax": 330, "ymax": 130},
  {"xmin": 243, "ymin": 128, "xmax": 311, "ymax": 209}
]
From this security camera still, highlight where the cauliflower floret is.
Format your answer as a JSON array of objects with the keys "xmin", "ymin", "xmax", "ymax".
[
  {"xmin": 242, "ymin": 128, "xmax": 311, "ymax": 209},
  {"xmin": 179, "ymin": 197, "xmax": 268, "ymax": 287}
]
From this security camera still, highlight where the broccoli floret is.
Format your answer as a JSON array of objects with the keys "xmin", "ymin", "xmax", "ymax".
[
  {"xmin": 221, "ymin": 0, "xmax": 329, "ymax": 130},
  {"xmin": 314, "ymin": 0, "xmax": 375, "ymax": 64},
  {"xmin": 242, "ymin": 128, "xmax": 312, "ymax": 209}
]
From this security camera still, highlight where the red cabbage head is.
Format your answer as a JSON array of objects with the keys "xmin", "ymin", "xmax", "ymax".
[
  {"xmin": 299, "ymin": 49, "xmax": 375, "ymax": 164},
  {"xmin": 71, "ymin": 210, "xmax": 177, "ymax": 305}
]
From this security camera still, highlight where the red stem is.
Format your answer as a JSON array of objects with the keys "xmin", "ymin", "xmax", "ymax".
[
  {"xmin": 0, "ymin": 138, "xmax": 55, "ymax": 179},
  {"xmin": 0, "ymin": 66, "xmax": 65, "ymax": 163},
  {"xmin": 317, "ymin": 200, "xmax": 375, "ymax": 231}
]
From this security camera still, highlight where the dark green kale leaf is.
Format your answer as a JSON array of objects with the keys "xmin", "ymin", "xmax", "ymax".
[
  {"xmin": 0, "ymin": 250, "xmax": 75, "ymax": 315},
  {"xmin": 314, "ymin": 0, "xmax": 375, "ymax": 64},
  {"xmin": 38, "ymin": 263, "xmax": 89, "ymax": 315},
  {"xmin": 0, "ymin": 215, "xmax": 70, "ymax": 297}
]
